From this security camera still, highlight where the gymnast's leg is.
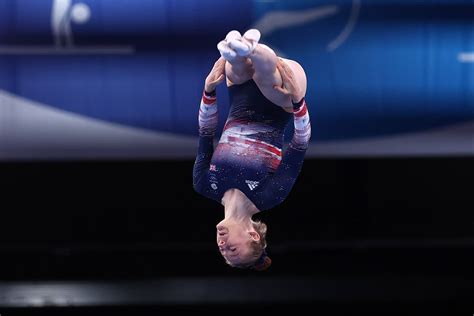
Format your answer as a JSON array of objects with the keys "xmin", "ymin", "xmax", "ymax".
[
  {"xmin": 227, "ymin": 29, "xmax": 307, "ymax": 110},
  {"xmin": 217, "ymin": 31, "xmax": 254, "ymax": 85}
]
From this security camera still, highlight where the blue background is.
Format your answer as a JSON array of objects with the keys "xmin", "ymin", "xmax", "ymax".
[{"xmin": 0, "ymin": 0, "xmax": 472, "ymax": 144}]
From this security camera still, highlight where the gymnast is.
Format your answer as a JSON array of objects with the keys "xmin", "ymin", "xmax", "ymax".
[{"xmin": 193, "ymin": 29, "xmax": 311, "ymax": 271}]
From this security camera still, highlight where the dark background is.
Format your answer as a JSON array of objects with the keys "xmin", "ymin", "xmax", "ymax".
[
  {"xmin": 1, "ymin": 157, "xmax": 473, "ymax": 314},
  {"xmin": 1, "ymin": 157, "xmax": 473, "ymax": 277}
]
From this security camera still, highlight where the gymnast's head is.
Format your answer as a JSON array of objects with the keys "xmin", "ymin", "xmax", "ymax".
[{"xmin": 216, "ymin": 218, "xmax": 271, "ymax": 271}]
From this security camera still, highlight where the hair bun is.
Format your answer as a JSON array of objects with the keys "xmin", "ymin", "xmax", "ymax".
[{"xmin": 253, "ymin": 256, "xmax": 272, "ymax": 271}]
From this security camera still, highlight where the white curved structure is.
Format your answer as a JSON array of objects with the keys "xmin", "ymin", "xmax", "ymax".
[{"xmin": 0, "ymin": 90, "xmax": 472, "ymax": 160}]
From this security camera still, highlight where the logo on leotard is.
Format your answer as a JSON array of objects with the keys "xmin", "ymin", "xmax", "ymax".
[
  {"xmin": 245, "ymin": 180, "xmax": 260, "ymax": 191},
  {"xmin": 211, "ymin": 183, "xmax": 218, "ymax": 190},
  {"xmin": 210, "ymin": 164, "xmax": 217, "ymax": 171}
]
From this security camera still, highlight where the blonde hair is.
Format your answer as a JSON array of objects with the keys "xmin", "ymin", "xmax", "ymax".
[{"xmin": 225, "ymin": 220, "xmax": 269, "ymax": 269}]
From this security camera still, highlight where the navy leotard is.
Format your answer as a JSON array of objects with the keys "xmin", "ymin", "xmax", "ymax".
[{"xmin": 193, "ymin": 79, "xmax": 310, "ymax": 211}]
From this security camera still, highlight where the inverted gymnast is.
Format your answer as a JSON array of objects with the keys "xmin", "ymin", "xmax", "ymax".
[{"xmin": 193, "ymin": 29, "xmax": 311, "ymax": 271}]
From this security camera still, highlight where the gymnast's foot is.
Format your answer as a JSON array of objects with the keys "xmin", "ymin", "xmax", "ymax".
[
  {"xmin": 217, "ymin": 30, "xmax": 242, "ymax": 61},
  {"xmin": 228, "ymin": 29, "xmax": 261, "ymax": 57}
]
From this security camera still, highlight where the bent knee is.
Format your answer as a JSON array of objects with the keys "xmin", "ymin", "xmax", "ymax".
[{"xmin": 281, "ymin": 59, "xmax": 307, "ymax": 96}]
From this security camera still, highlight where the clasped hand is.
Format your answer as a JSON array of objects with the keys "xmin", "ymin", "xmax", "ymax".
[{"xmin": 204, "ymin": 57, "xmax": 226, "ymax": 93}]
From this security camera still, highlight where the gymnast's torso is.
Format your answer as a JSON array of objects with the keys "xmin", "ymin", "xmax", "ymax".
[
  {"xmin": 205, "ymin": 79, "xmax": 292, "ymax": 209},
  {"xmin": 193, "ymin": 76, "xmax": 309, "ymax": 211}
]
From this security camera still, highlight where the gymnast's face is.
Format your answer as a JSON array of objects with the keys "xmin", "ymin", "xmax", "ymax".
[{"xmin": 216, "ymin": 223, "xmax": 256, "ymax": 265}]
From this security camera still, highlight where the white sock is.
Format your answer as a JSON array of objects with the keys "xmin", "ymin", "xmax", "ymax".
[
  {"xmin": 217, "ymin": 30, "xmax": 243, "ymax": 62},
  {"xmin": 226, "ymin": 30, "xmax": 242, "ymax": 42},
  {"xmin": 217, "ymin": 40, "xmax": 237, "ymax": 61},
  {"xmin": 228, "ymin": 29, "xmax": 261, "ymax": 57}
]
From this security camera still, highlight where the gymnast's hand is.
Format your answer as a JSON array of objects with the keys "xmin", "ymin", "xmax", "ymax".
[
  {"xmin": 273, "ymin": 58, "xmax": 303, "ymax": 103},
  {"xmin": 205, "ymin": 57, "xmax": 226, "ymax": 93}
]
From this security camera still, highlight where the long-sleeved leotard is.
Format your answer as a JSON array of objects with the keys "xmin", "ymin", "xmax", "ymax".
[{"xmin": 193, "ymin": 79, "xmax": 311, "ymax": 211}]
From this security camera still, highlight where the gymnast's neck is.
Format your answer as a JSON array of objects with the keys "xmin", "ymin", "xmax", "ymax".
[{"xmin": 221, "ymin": 188, "xmax": 260, "ymax": 221}]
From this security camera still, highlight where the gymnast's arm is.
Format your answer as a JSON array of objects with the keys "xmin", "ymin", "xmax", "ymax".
[
  {"xmin": 259, "ymin": 58, "xmax": 311, "ymax": 209},
  {"xmin": 259, "ymin": 99, "xmax": 311, "ymax": 209},
  {"xmin": 193, "ymin": 57, "xmax": 226, "ymax": 194}
]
